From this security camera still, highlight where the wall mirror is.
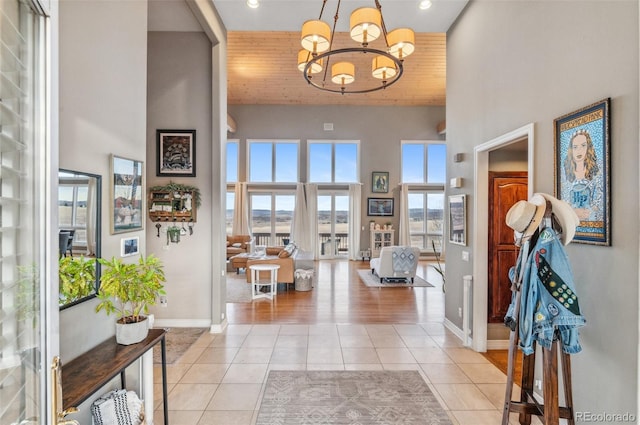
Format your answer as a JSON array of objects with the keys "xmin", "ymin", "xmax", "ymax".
[{"xmin": 58, "ymin": 169, "xmax": 102, "ymax": 310}]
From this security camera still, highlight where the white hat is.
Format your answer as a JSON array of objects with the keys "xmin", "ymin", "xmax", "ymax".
[
  {"xmin": 534, "ymin": 192, "xmax": 580, "ymax": 245},
  {"xmin": 505, "ymin": 194, "xmax": 547, "ymax": 239}
]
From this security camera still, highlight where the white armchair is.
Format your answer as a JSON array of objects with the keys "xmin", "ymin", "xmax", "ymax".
[{"xmin": 369, "ymin": 246, "xmax": 420, "ymax": 283}]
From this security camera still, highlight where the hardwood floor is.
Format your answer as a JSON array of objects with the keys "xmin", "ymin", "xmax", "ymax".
[{"xmin": 226, "ymin": 259, "xmax": 445, "ymax": 324}]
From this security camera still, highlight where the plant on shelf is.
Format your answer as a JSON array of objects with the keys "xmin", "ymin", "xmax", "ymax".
[
  {"xmin": 149, "ymin": 181, "xmax": 201, "ymax": 209},
  {"xmin": 430, "ymin": 240, "xmax": 446, "ymax": 293},
  {"xmin": 59, "ymin": 256, "xmax": 96, "ymax": 306},
  {"xmin": 96, "ymin": 255, "xmax": 166, "ymax": 345}
]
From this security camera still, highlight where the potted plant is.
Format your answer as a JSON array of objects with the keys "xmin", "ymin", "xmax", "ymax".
[
  {"xmin": 96, "ymin": 255, "xmax": 166, "ymax": 345},
  {"xmin": 59, "ymin": 256, "xmax": 96, "ymax": 306}
]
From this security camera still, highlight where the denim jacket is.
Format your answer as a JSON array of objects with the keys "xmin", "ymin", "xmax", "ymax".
[{"xmin": 505, "ymin": 227, "xmax": 586, "ymax": 355}]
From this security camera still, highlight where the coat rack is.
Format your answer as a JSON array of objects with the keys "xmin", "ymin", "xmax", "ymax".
[
  {"xmin": 502, "ymin": 203, "xmax": 575, "ymax": 425},
  {"xmin": 148, "ymin": 186, "xmax": 198, "ymax": 244}
]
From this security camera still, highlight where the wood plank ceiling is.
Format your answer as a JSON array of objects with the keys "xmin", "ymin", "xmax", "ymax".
[{"xmin": 227, "ymin": 31, "xmax": 446, "ymax": 106}]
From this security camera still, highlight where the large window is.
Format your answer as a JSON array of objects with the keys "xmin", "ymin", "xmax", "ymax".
[
  {"xmin": 308, "ymin": 141, "xmax": 359, "ymax": 183},
  {"xmin": 317, "ymin": 193, "xmax": 349, "ymax": 258},
  {"xmin": 402, "ymin": 142, "xmax": 446, "ymax": 253},
  {"xmin": 227, "ymin": 140, "xmax": 238, "ymax": 183},
  {"xmin": 250, "ymin": 193, "xmax": 295, "ymax": 246},
  {"xmin": 248, "ymin": 140, "xmax": 299, "ymax": 183}
]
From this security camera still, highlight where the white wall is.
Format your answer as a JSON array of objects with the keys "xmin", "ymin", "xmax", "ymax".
[
  {"xmin": 146, "ymin": 31, "xmax": 213, "ymax": 326},
  {"xmin": 58, "ymin": 1, "xmax": 148, "ymax": 422},
  {"xmin": 447, "ymin": 0, "xmax": 638, "ymax": 416}
]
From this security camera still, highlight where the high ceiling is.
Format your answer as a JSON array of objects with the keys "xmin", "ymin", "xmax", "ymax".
[{"xmin": 149, "ymin": 0, "xmax": 469, "ymax": 106}]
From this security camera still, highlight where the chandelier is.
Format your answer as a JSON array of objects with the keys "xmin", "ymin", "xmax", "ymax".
[{"xmin": 298, "ymin": 0, "xmax": 415, "ymax": 94}]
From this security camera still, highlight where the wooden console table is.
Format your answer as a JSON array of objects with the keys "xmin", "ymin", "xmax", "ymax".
[{"xmin": 62, "ymin": 328, "xmax": 168, "ymax": 425}]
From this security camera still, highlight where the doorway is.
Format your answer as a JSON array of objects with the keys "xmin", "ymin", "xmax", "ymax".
[
  {"xmin": 472, "ymin": 124, "xmax": 534, "ymax": 352},
  {"xmin": 317, "ymin": 192, "xmax": 349, "ymax": 259}
]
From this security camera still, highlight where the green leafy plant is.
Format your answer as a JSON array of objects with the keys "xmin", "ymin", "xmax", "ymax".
[
  {"xmin": 149, "ymin": 181, "xmax": 201, "ymax": 209},
  {"xmin": 59, "ymin": 256, "xmax": 96, "ymax": 305},
  {"xmin": 430, "ymin": 240, "xmax": 446, "ymax": 293},
  {"xmin": 96, "ymin": 255, "xmax": 166, "ymax": 324}
]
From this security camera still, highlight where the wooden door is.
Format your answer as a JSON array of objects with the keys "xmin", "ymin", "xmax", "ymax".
[{"xmin": 488, "ymin": 172, "xmax": 528, "ymax": 323}]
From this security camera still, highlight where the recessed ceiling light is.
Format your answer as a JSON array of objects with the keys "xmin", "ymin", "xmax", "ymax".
[
  {"xmin": 247, "ymin": 0, "xmax": 259, "ymax": 9},
  {"xmin": 419, "ymin": 0, "xmax": 432, "ymax": 10}
]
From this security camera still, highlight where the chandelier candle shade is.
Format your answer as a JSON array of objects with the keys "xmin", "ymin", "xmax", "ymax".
[{"xmin": 299, "ymin": 0, "xmax": 415, "ymax": 94}]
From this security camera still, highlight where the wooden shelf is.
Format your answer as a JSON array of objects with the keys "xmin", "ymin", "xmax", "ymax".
[{"xmin": 148, "ymin": 189, "xmax": 197, "ymax": 222}]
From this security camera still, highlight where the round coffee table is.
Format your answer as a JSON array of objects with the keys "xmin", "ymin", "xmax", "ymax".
[{"xmin": 249, "ymin": 264, "xmax": 280, "ymax": 300}]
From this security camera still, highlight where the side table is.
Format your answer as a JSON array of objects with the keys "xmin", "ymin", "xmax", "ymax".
[{"xmin": 249, "ymin": 264, "xmax": 280, "ymax": 300}]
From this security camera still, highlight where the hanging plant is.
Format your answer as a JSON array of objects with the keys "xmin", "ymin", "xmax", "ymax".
[{"xmin": 149, "ymin": 181, "xmax": 201, "ymax": 209}]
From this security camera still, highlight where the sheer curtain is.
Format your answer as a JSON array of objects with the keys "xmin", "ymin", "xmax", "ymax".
[
  {"xmin": 306, "ymin": 184, "xmax": 319, "ymax": 259},
  {"xmin": 348, "ymin": 184, "xmax": 361, "ymax": 260},
  {"xmin": 86, "ymin": 177, "xmax": 97, "ymax": 255},
  {"xmin": 291, "ymin": 183, "xmax": 311, "ymax": 250},
  {"xmin": 399, "ymin": 183, "xmax": 411, "ymax": 245},
  {"xmin": 232, "ymin": 182, "xmax": 251, "ymax": 235}
]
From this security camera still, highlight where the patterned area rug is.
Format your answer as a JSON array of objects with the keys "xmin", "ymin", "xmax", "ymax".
[
  {"xmin": 357, "ymin": 269, "xmax": 434, "ymax": 288},
  {"xmin": 256, "ymin": 370, "xmax": 452, "ymax": 424},
  {"xmin": 152, "ymin": 327, "xmax": 207, "ymax": 364},
  {"xmin": 226, "ymin": 274, "xmax": 252, "ymax": 303}
]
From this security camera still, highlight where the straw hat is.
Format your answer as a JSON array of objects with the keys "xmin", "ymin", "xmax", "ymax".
[
  {"xmin": 505, "ymin": 194, "xmax": 546, "ymax": 239},
  {"xmin": 535, "ymin": 192, "xmax": 580, "ymax": 245}
]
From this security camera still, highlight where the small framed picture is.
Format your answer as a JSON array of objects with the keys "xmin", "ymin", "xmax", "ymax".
[
  {"xmin": 367, "ymin": 197, "xmax": 394, "ymax": 216},
  {"xmin": 554, "ymin": 98, "xmax": 610, "ymax": 245},
  {"xmin": 121, "ymin": 236, "xmax": 140, "ymax": 257},
  {"xmin": 371, "ymin": 171, "xmax": 389, "ymax": 193},
  {"xmin": 156, "ymin": 129, "xmax": 196, "ymax": 177},
  {"xmin": 448, "ymin": 194, "xmax": 466, "ymax": 246}
]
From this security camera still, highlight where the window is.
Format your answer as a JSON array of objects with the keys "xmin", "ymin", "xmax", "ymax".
[
  {"xmin": 402, "ymin": 142, "xmax": 446, "ymax": 183},
  {"xmin": 58, "ymin": 173, "xmax": 90, "ymax": 246},
  {"xmin": 227, "ymin": 140, "xmax": 238, "ymax": 183},
  {"xmin": 250, "ymin": 193, "xmax": 295, "ymax": 246},
  {"xmin": 226, "ymin": 191, "xmax": 234, "ymax": 235},
  {"xmin": 402, "ymin": 141, "xmax": 446, "ymax": 253},
  {"xmin": 308, "ymin": 141, "xmax": 359, "ymax": 183},
  {"xmin": 317, "ymin": 193, "xmax": 349, "ymax": 258},
  {"xmin": 248, "ymin": 140, "xmax": 299, "ymax": 183}
]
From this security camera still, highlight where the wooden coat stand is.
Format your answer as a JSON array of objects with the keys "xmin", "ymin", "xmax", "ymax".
[{"xmin": 501, "ymin": 206, "xmax": 575, "ymax": 425}]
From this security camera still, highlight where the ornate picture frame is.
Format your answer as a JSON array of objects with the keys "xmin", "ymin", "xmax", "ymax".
[
  {"xmin": 448, "ymin": 194, "xmax": 466, "ymax": 246},
  {"xmin": 554, "ymin": 98, "xmax": 610, "ymax": 245},
  {"xmin": 367, "ymin": 197, "xmax": 394, "ymax": 216},
  {"xmin": 156, "ymin": 129, "xmax": 196, "ymax": 177},
  {"xmin": 111, "ymin": 155, "xmax": 144, "ymax": 234},
  {"xmin": 371, "ymin": 171, "xmax": 389, "ymax": 193}
]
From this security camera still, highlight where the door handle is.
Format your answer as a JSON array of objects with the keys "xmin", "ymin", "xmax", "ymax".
[{"xmin": 51, "ymin": 357, "xmax": 79, "ymax": 425}]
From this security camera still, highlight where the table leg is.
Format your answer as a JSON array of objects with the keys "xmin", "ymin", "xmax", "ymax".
[{"xmin": 161, "ymin": 336, "xmax": 168, "ymax": 425}]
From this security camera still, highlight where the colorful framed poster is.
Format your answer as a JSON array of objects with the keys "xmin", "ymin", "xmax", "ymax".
[{"xmin": 554, "ymin": 98, "xmax": 610, "ymax": 245}]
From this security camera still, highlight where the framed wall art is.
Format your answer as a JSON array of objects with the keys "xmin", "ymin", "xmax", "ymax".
[
  {"xmin": 111, "ymin": 155, "xmax": 144, "ymax": 234},
  {"xmin": 367, "ymin": 197, "xmax": 394, "ymax": 216},
  {"xmin": 554, "ymin": 98, "xmax": 610, "ymax": 245},
  {"xmin": 448, "ymin": 194, "xmax": 466, "ymax": 246},
  {"xmin": 372, "ymin": 171, "xmax": 389, "ymax": 193},
  {"xmin": 156, "ymin": 129, "xmax": 196, "ymax": 177},
  {"xmin": 121, "ymin": 236, "xmax": 140, "ymax": 257}
]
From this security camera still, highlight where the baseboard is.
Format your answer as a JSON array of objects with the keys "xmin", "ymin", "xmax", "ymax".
[
  {"xmin": 153, "ymin": 318, "xmax": 212, "ymax": 329},
  {"xmin": 443, "ymin": 318, "xmax": 474, "ymax": 349},
  {"xmin": 210, "ymin": 319, "xmax": 228, "ymax": 334},
  {"xmin": 487, "ymin": 339, "xmax": 510, "ymax": 350}
]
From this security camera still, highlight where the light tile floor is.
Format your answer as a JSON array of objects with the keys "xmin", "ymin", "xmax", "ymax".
[{"xmin": 153, "ymin": 323, "xmax": 542, "ymax": 425}]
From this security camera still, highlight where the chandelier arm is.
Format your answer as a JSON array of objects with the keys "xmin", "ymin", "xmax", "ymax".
[
  {"xmin": 318, "ymin": 0, "xmax": 328, "ymax": 19},
  {"xmin": 304, "ymin": 47, "xmax": 403, "ymax": 94},
  {"xmin": 375, "ymin": 0, "xmax": 391, "ymax": 48},
  {"xmin": 318, "ymin": 0, "xmax": 341, "ymax": 87}
]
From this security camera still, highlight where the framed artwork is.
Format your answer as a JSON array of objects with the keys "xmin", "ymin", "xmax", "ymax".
[
  {"xmin": 372, "ymin": 171, "xmax": 389, "ymax": 193},
  {"xmin": 156, "ymin": 129, "xmax": 196, "ymax": 177},
  {"xmin": 448, "ymin": 194, "xmax": 466, "ymax": 246},
  {"xmin": 554, "ymin": 98, "xmax": 610, "ymax": 245},
  {"xmin": 367, "ymin": 197, "xmax": 394, "ymax": 216},
  {"xmin": 111, "ymin": 155, "xmax": 144, "ymax": 234},
  {"xmin": 121, "ymin": 236, "xmax": 140, "ymax": 257}
]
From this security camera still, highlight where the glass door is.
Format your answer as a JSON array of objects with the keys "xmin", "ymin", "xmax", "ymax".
[
  {"xmin": 0, "ymin": 0, "xmax": 53, "ymax": 423},
  {"xmin": 317, "ymin": 193, "xmax": 349, "ymax": 259},
  {"xmin": 250, "ymin": 193, "xmax": 295, "ymax": 247},
  {"xmin": 408, "ymin": 191, "xmax": 444, "ymax": 254}
]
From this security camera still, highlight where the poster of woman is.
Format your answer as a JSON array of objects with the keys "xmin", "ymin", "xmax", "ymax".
[{"xmin": 554, "ymin": 98, "xmax": 610, "ymax": 245}]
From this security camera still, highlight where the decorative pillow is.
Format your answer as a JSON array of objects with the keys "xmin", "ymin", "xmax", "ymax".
[
  {"xmin": 278, "ymin": 249, "xmax": 290, "ymax": 258},
  {"xmin": 232, "ymin": 243, "xmax": 242, "ymax": 248},
  {"xmin": 226, "ymin": 241, "xmax": 230, "ymax": 247}
]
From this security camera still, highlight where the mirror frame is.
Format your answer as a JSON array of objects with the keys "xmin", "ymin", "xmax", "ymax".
[{"xmin": 59, "ymin": 169, "xmax": 102, "ymax": 310}]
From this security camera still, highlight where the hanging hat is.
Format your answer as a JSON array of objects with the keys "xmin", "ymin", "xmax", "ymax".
[
  {"xmin": 534, "ymin": 192, "xmax": 580, "ymax": 245},
  {"xmin": 505, "ymin": 194, "xmax": 546, "ymax": 239}
]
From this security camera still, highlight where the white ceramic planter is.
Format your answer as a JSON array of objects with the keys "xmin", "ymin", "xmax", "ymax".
[{"xmin": 115, "ymin": 316, "xmax": 149, "ymax": 345}]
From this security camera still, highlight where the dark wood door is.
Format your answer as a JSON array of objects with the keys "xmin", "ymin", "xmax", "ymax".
[{"xmin": 488, "ymin": 172, "xmax": 528, "ymax": 323}]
